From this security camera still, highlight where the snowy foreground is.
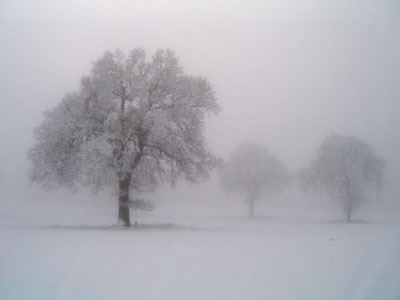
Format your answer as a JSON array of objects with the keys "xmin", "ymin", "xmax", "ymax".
[{"xmin": 1, "ymin": 220, "xmax": 400, "ymax": 300}]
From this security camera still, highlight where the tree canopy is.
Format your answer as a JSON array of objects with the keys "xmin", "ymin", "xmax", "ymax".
[
  {"xmin": 219, "ymin": 142, "xmax": 289, "ymax": 217},
  {"xmin": 28, "ymin": 48, "xmax": 220, "ymax": 226},
  {"xmin": 300, "ymin": 134, "xmax": 385, "ymax": 222}
]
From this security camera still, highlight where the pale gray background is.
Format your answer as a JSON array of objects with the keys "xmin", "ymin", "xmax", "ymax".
[{"xmin": 1, "ymin": 0, "xmax": 399, "ymax": 224}]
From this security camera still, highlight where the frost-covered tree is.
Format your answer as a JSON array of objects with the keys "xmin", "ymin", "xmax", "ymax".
[
  {"xmin": 219, "ymin": 143, "xmax": 289, "ymax": 218},
  {"xmin": 28, "ymin": 48, "xmax": 220, "ymax": 226},
  {"xmin": 300, "ymin": 134, "xmax": 385, "ymax": 222}
]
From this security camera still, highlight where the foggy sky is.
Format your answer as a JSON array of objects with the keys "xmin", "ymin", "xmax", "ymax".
[{"xmin": 1, "ymin": 0, "xmax": 399, "ymax": 215}]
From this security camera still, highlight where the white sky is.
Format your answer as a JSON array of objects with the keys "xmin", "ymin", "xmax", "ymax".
[{"xmin": 0, "ymin": 0, "xmax": 399, "ymax": 213}]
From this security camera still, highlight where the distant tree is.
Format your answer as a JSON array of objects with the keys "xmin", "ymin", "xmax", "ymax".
[
  {"xmin": 28, "ymin": 48, "xmax": 220, "ymax": 227},
  {"xmin": 300, "ymin": 134, "xmax": 385, "ymax": 222},
  {"xmin": 219, "ymin": 143, "xmax": 289, "ymax": 218}
]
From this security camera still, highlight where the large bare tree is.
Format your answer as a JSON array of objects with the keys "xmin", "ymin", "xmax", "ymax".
[
  {"xmin": 300, "ymin": 134, "xmax": 385, "ymax": 222},
  {"xmin": 219, "ymin": 143, "xmax": 289, "ymax": 218},
  {"xmin": 28, "ymin": 48, "xmax": 220, "ymax": 226}
]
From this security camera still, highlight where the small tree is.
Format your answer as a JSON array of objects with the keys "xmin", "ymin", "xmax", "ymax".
[
  {"xmin": 28, "ymin": 48, "xmax": 220, "ymax": 227},
  {"xmin": 301, "ymin": 134, "xmax": 385, "ymax": 222},
  {"xmin": 219, "ymin": 143, "xmax": 289, "ymax": 218}
]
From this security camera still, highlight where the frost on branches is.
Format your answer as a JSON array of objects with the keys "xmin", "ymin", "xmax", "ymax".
[
  {"xmin": 219, "ymin": 143, "xmax": 289, "ymax": 218},
  {"xmin": 28, "ymin": 48, "xmax": 220, "ymax": 226},
  {"xmin": 300, "ymin": 134, "xmax": 385, "ymax": 222}
]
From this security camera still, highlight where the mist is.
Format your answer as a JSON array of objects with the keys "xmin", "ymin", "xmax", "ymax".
[
  {"xmin": 1, "ymin": 1, "xmax": 400, "ymax": 299},
  {"xmin": 1, "ymin": 0, "xmax": 399, "ymax": 224}
]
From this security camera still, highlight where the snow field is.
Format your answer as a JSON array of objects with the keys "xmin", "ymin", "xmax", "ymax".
[{"xmin": 1, "ymin": 223, "xmax": 399, "ymax": 300}]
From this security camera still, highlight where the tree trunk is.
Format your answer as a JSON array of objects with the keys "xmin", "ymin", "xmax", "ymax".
[
  {"xmin": 345, "ymin": 202, "xmax": 353, "ymax": 223},
  {"xmin": 249, "ymin": 198, "xmax": 255, "ymax": 218},
  {"xmin": 118, "ymin": 174, "xmax": 132, "ymax": 227},
  {"xmin": 344, "ymin": 177, "xmax": 353, "ymax": 223}
]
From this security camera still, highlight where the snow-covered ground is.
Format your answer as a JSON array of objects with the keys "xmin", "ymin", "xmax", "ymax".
[
  {"xmin": 1, "ymin": 187, "xmax": 400, "ymax": 300},
  {"xmin": 1, "ymin": 221, "xmax": 400, "ymax": 300}
]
